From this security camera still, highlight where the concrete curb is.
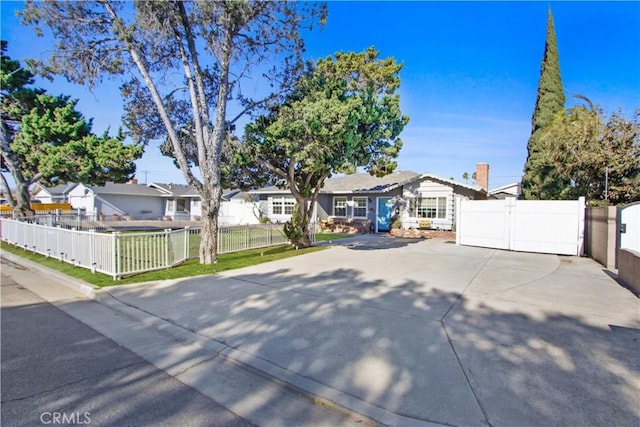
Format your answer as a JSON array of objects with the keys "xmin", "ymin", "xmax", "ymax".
[{"xmin": 1, "ymin": 249, "xmax": 97, "ymax": 298}]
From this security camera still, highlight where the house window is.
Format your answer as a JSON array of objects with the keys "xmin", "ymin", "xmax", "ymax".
[
  {"xmin": 192, "ymin": 199, "xmax": 201, "ymax": 209},
  {"xmin": 353, "ymin": 196, "xmax": 368, "ymax": 218},
  {"xmin": 409, "ymin": 197, "xmax": 447, "ymax": 219},
  {"xmin": 272, "ymin": 197, "xmax": 295, "ymax": 215},
  {"xmin": 167, "ymin": 200, "xmax": 175, "ymax": 212},
  {"xmin": 333, "ymin": 196, "xmax": 347, "ymax": 217},
  {"xmin": 284, "ymin": 198, "xmax": 295, "ymax": 215},
  {"xmin": 177, "ymin": 199, "xmax": 187, "ymax": 212}
]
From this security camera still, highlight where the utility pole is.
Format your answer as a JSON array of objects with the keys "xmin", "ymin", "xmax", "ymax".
[{"xmin": 140, "ymin": 170, "xmax": 150, "ymax": 185}]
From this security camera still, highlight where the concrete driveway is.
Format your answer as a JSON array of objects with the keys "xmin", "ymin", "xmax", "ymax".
[{"xmin": 94, "ymin": 234, "xmax": 639, "ymax": 427}]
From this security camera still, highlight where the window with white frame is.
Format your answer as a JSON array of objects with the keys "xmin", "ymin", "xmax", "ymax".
[
  {"xmin": 409, "ymin": 197, "xmax": 447, "ymax": 219},
  {"xmin": 167, "ymin": 199, "xmax": 175, "ymax": 212},
  {"xmin": 333, "ymin": 196, "xmax": 347, "ymax": 217},
  {"xmin": 283, "ymin": 198, "xmax": 295, "ymax": 215},
  {"xmin": 272, "ymin": 197, "xmax": 295, "ymax": 215},
  {"xmin": 353, "ymin": 196, "xmax": 368, "ymax": 218}
]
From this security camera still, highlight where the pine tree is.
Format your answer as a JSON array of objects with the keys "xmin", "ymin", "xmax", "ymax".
[{"xmin": 521, "ymin": 7, "xmax": 567, "ymax": 199}]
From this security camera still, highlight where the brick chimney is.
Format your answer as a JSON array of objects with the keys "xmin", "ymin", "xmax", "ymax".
[
  {"xmin": 475, "ymin": 163, "xmax": 489, "ymax": 191},
  {"xmin": 128, "ymin": 178, "xmax": 138, "ymax": 185}
]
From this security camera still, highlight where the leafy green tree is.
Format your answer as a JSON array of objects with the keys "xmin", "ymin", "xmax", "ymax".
[
  {"xmin": 21, "ymin": 1, "xmax": 325, "ymax": 264},
  {"xmin": 462, "ymin": 172, "xmax": 469, "ymax": 183},
  {"xmin": 521, "ymin": 7, "xmax": 567, "ymax": 199},
  {"xmin": 539, "ymin": 97, "xmax": 639, "ymax": 204},
  {"xmin": 1, "ymin": 41, "xmax": 142, "ymax": 217},
  {"xmin": 243, "ymin": 47, "xmax": 409, "ymax": 247}
]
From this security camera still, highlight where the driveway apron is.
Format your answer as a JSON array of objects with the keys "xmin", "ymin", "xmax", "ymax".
[{"xmin": 104, "ymin": 235, "xmax": 640, "ymax": 427}]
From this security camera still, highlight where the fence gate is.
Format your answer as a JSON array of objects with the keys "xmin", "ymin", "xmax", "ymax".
[
  {"xmin": 618, "ymin": 202, "xmax": 640, "ymax": 253},
  {"xmin": 456, "ymin": 197, "xmax": 585, "ymax": 256}
]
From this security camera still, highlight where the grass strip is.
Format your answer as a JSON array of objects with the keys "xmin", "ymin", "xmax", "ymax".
[
  {"xmin": 314, "ymin": 233, "xmax": 355, "ymax": 242},
  {"xmin": 1, "ymin": 241, "xmax": 325, "ymax": 288}
]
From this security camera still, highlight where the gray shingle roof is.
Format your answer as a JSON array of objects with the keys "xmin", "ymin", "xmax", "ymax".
[
  {"xmin": 86, "ymin": 183, "xmax": 166, "ymax": 197},
  {"xmin": 418, "ymin": 173, "xmax": 487, "ymax": 193},
  {"xmin": 251, "ymin": 171, "xmax": 421, "ymax": 194},
  {"xmin": 149, "ymin": 183, "xmax": 199, "ymax": 197},
  {"xmin": 33, "ymin": 183, "xmax": 78, "ymax": 196},
  {"xmin": 322, "ymin": 171, "xmax": 421, "ymax": 193}
]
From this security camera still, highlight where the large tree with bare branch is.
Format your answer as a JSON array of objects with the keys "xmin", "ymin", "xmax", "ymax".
[
  {"xmin": 21, "ymin": 0, "xmax": 325, "ymax": 263},
  {"xmin": 1, "ymin": 41, "xmax": 141, "ymax": 217}
]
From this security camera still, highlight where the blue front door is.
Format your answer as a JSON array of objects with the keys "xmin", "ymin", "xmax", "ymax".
[{"xmin": 377, "ymin": 197, "xmax": 393, "ymax": 232}]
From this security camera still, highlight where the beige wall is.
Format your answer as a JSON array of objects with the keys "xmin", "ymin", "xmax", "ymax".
[
  {"xmin": 585, "ymin": 206, "xmax": 617, "ymax": 269},
  {"xmin": 618, "ymin": 249, "xmax": 640, "ymax": 295}
]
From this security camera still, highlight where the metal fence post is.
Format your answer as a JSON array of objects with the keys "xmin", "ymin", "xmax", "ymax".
[
  {"xmin": 184, "ymin": 226, "xmax": 189, "ymax": 261},
  {"xmin": 112, "ymin": 232, "xmax": 120, "ymax": 280},
  {"xmin": 165, "ymin": 228, "xmax": 171, "ymax": 266},
  {"xmin": 89, "ymin": 229, "xmax": 96, "ymax": 273}
]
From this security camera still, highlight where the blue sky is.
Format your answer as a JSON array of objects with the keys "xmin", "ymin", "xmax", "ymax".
[{"xmin": 2, "ymin": 1, "xmax": 639, "ymax": 189}]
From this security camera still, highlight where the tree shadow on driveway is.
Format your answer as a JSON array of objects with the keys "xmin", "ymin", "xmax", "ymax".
[
  {"xmin": 328, "ymin": 234, "xmax": 424, "ymax": 251},
  {"xmin": 104, "ymin": 263, "xmax": 640, "ymax": 427}
]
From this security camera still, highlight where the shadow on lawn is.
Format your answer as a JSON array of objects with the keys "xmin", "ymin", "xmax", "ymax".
[{"xmin": 98, "ymin": 263, "xmax": 640, "ymax": 427}]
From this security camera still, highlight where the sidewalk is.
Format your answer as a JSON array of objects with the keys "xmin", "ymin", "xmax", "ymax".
[
  {"xmin": 3, "ymin": 236, "xmax": 639, "ymax": 426},
  {"xmin": 1, "ymin": 264, "xmax": 252, "ymax": 427},
  {"xmin": 1, "ymin": 256, "xmax": 376, "ymax": 427}
]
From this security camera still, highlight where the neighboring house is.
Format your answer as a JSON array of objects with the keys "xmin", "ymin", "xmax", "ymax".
[
  {"xmin": 31, "ymin": 183, "xmax": 78, "ymax": 203},
  {"xmin": 250, "ymin": 163, "xmax": 490, "ymax": 232},
  {"xmin": 68, "ymin": 181, "xmax": 165, "ymax": 220},
  {"xmin": 148, "ymin": 183, "xmax": 201, "ymax": 221},
  {"xmin": 32, "ymin": 179, "xmax": 259, "ymax": 224},
  {"xmin": 220, "ymin": 189, "xmax": 261, "ymax": 225},
  {"xmin": 489, "ymin": 182, "xmax": 522, "ymax": 199},
  {"xmin": 148, "ymin": 183, "xmax": 260, "ymax": 224}
]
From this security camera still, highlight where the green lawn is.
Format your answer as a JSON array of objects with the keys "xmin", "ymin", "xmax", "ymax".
[
  {"xmin": 314, "ymin": 232, "xmax": 355, "ymax": 242},
  {"xmin": 1, "ymin": 241, "xmax": 325, "ymax": 288}
]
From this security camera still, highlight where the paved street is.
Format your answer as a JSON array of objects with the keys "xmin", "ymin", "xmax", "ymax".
[{"xmin": 1, "ymin": 265, "xmax": 252, "ymax": 427}]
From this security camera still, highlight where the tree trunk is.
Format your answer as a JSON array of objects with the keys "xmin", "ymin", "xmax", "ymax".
[
  {"xmin": 298, "ymin": 199, "xmax": 312, "ymax": 247},
  {"xmin": 13, "ymin": 180, "xmax": 34, "ymax": 218},
  {"xmin": 198, "ymin": 186, "xmax": 221, "ymax": 264},
  {"xmin": 0, "ymin": 173, "xmax": 16, "ymax": 210},
  {"xmin": 288, "ymin": 194, "xmax": 315, "ymax": 248}
]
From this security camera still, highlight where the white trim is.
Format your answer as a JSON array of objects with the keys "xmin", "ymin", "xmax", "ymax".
[
  {"xmin": 352, "ymin": 196, "xmax": 368, "ymax": 218},
  {"xmin": 333, "ymin": 196, "xmax": 348, "ymax": 217}
]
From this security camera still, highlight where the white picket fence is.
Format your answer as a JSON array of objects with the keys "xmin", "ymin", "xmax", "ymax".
[
  {"xmin": 0, "ymin": 219, "xmax": 190, "ymax": 279},
  {"xmin": 0, "ymin": 219, "xmax": 301, "ymax": 280}
]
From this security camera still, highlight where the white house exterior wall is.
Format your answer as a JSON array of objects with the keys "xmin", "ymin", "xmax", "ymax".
[
  {"xmin": 402, "ymin": 180, "xmax": 456, "ymax": 230},
  {"xmin": 101, "ymin": 194, "xmax": 163, "ymax": 219},
  {"xmin": 67, "ymin": 185, "xmax": 96, "ymax": 214},
  {"xmin": 219, "ymin": 201, "xmax": 260, "ymax": 225},
  {"xmin": 68, "ymin": 185, "xmax": 164, "ymax": 220},
  {"xmin": 32, "ymin": 193, "xmax": 54, "ymax": 203}
]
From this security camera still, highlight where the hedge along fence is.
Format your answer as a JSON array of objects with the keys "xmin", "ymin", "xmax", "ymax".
[{"xmin": 0, "ymin": 219, "xmax": 294, "ymax": 280}]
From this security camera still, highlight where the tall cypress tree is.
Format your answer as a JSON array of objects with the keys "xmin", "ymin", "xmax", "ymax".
[{"xmin": 521, "ymin": 7, "xmax": 567, "ymax": 199}]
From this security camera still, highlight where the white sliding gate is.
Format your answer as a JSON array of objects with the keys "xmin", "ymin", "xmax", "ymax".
[
  {"xmin": 618, "ymin": 202, "xmax": 640, "ymax": 253},
  {"xmin": 456, "ymin": 197, "xmax": 585, "ymax": 256}
]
